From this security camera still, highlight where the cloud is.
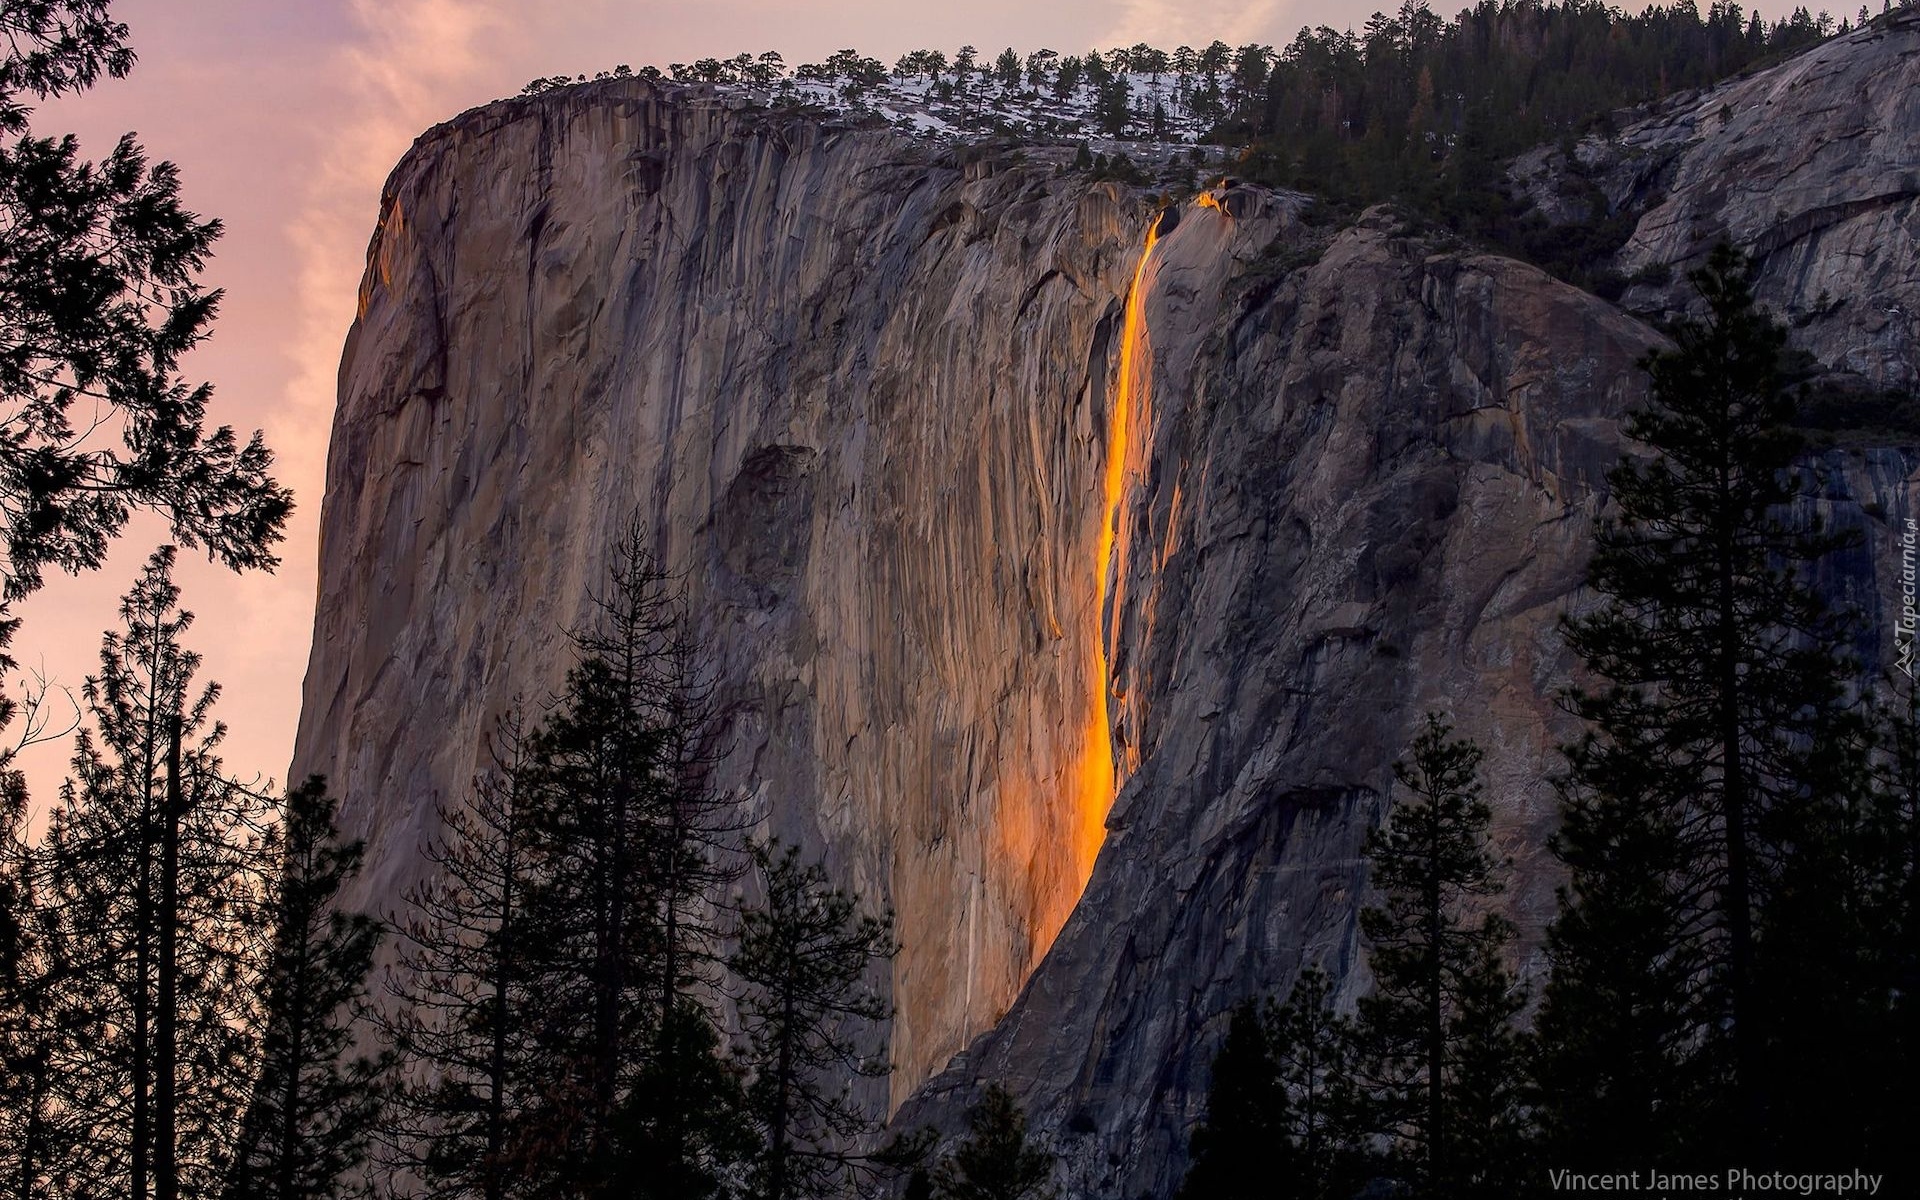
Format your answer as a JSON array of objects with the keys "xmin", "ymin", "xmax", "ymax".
[
  {"xmin": 1099, "ymin": 0, "xmax": 1294, "ymax": 48},
  {"xmin": 282, "ymin": 0, "xmax": 512, "ymax": 485},
  {"xmin": 12, "ymin": 0, "xmax": 1374, "ymax": 827},
  {"xmin": 8, "ymin": 0, "xmax": 525, "ymax": 823}
]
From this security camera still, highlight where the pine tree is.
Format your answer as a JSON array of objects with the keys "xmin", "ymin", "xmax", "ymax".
[
  {"xmin": 1535, "ymin": 245, "xmax": 1867, "ymax": 1164},
  {"xmin": 0, "ymin": 757, "xmax": 67, "ymax": 1200},
  {"xmin": 0, "ymin": 697, "xmax": 72, "ymax": 1200},
  {"xmin": 226, "ymin": 779, "xmax": 386, "ymax": 1200},
  {"xmin": 32, "ymin": 547, "xmax": 269, "ymax": 1198},
  {"xmin": 1747, "ymin": 672, "xmax": 1880, "ymax": 1166},
  {"xmin": 731, "ymin": 842, "xmax": 896, "ymax": 1200},
  {"xmin": 1266, "ymin": 969, "xmax": 1368, "ymax": 1200},
  {"xmin": 517, "ymin": 523, "xmax": 746, "ymax": 1196},
  {"xmin": 1178, "ymin": 970, "xmax": 1367, "ymax": 1200},
  {"xmin": 2, "ymin": 1, "xmax": 289, "ymax": 1157},
  {"xmin": 1350, "ymin": 713, "xmax": 1524, "ymax": 1198},
  {"xmin": 1175, "ymin": 1001, "xmax": 1286, "ymax": 1200},
  {"xmin": 375, "ymin": 713, "xmax": 541, "ymax": 1200},
  {"xmin": 1094, "ymin": 75, "xmax": 1132, "ymax": 136},
  {"xmin": 932, "ymin": 1085, "xmax": 1057, "ymax": 1200},
  {"xmin": 0, "ymin": 765, "xmax": 26, "ymax": 1075},
  {"xmin": 0, "ymin": 0, "xmax": 291, "ymax": 678},
  {"xmin": 518, "ymin": 655, "xmax": 662, "ymax": 1193},
  {"xmin": 1864, "ymin": 673, "xmax": 1920, "ymax": 1163},
  {"xmin": 993, "ymin": 47, "xmax": 1020, "ymax": 92},
  {"xmin": 611, "ymin": 999, "xmax": 750, "ymax": 1200},
  {"xmin": 1766, "ymin": 668, "xmax": 1919, "ymax": 1166},
  {"xmin": 1534, "ymin": 695, "xmax": 1706, "ymax": 1166}
]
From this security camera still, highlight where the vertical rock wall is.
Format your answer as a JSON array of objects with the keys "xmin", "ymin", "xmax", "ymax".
[
  {"xmin": 904, "ymin": 199, "xmax": 1916, "ymax": 1197},
  {"xmin": 294, "ymin": 82, "xmax": 1150, "ymax": 1105},
  {"xmin": 298, "ymin": 27, "xmax": 1920, "ymax": 1195}
]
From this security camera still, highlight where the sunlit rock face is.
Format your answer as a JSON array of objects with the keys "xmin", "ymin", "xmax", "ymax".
[
  {"xmin": 298, "ymin": 21, "xmax": 1920, "ymax": 1198},
  {"xmin": 295, "ymin": 84, "xmax": 1145, "ymax": 1108},
  {"xmin": 900, "ymin": 201, "xmax": 1666, "ymax": 1193},
  {"xmin": 903, "ymin": 206, "xmax": 1914, "ymax": 1197}
]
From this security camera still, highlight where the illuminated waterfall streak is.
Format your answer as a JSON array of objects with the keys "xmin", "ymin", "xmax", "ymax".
[{"xmin": 1072, "ymin": 222, "xmax": 1162, "ymax": 887}]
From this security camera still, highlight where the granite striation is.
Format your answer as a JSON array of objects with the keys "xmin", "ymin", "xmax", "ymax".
[{"xmin": 294, "ymin": 21, "xmax": 1920, "ymax": 1197}]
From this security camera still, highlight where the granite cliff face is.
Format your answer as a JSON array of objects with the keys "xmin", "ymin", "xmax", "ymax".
[
  {"xmin": 294, "ymin": 20, "xmax": 1920, "ymax": 1198},
  {"xmin": 297, "ymin": 86, "xmax": 1147, "ymax": 1105},
  {"xmin": 1517, "ymin": 9, "xmax": 1920, "ymax": 390}
]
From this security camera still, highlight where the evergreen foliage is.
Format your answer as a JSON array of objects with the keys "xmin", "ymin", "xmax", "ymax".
[
  {"xmin": 609, "ymin": 999, "xmax": 751, "ymax": 1200},
  {"xmin": 1179, "ymin": 974, "xmax": 1373, "ymax": 1200},
  {"xmin": 0, "ymin": 0, "xmax": 291, "ymax": 685},
  {"xmin": 375, "ymin": 713, "xmax": 542, "ymax": 1200},
  {"xmin": 730, "ymin": 842, "xmax": 896, "ymax": 1200},
  {"xmin": 1350, "ymin": 713, "xmax": 1525, "ymax": 1198},
  {"xmin": 1176, "ymin": 717, "xmax": 1533, "ymax": 1199},
  {"xmin": 604, "ymin": 7, "xmax": 1864, "ymax": 292},
  {"xmin": 0, "ymin": 6, "xmax": 291, "ymax": 1176},
  {"xmin": 225, "ymin": 779, "xmax": 386, "ymax": 1200},
  {"xmin": 516, "ymin": 653, "xmax": 667, "ymax": 1191},
  {"xmin": 1263, "ymin": 969, "xmax": 1368, "ymax": 1199},
  {"xmin": 1535, "ymin": 246, "xmax": 1871, "ymax": 1165},
  {"xmin": 28, "ymin": 547, "xmax": 269, "ymax": 1199},
  {"xmin": 0, "ymin": 739, "xmax": 64, "ymax": 1200},
  {"xmin": 1863, "ymin": 672, "xmax": 1920, "ymax": 1167},
  {"xmin": 366, "ymin": 527, "xmax": 923, "ymax": 1200},
  {"xmin": 1177, "ymin": 1001, "xmax": 1286, "ymax": 1200},
  {"xmin": 512, "ymin": 523, "xmax": 749, "ymax": 1197},
  {"xmin": 1225, "ymin": 2, "xmax": 1839, "ymax": 188},
  {"xmin": 14, "ymin": 11, "xmax": 1920, "ymax": 1199},
  {"xmin": 1221, "ymin": 1, "xmax": 1857, "ymax": 293},
  {"xmin": 931, "ymin": 1085, "xmax": 1057, "ymax": 1200}
]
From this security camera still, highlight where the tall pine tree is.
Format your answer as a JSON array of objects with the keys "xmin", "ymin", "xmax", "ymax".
[
  {"xmin": 33, "ymin": 547, "xmax": 269, "ymax": 1199},
  {"xmin": 0, "ymin": 747, "xmax": 66, "ymax": 1200},
  {"xmin": 1176, "ymin": 1001, "xmax": 1287, "ymax": 1200},
  {"xmin": 1349, "ymin": 713, "xmax": 1524, "ymax": 1199},
  {"xmin": 931, "ymin": 1085, "xmax": 1057, "ymax": 1200},
  {"xmin": 226, "ymin": 779, "xmax": 385, "ymax": 1200},
  {"xmin": 1264, "ymin": 969, "xmax": 1368, "ymax": 1200},
  {"xmin": 731, "ymin": 842, "xmax": 895, "ymax": 1200},
  {"xmin": 1535, "ymin": 245, "xmax": 1867, "ymax": 1166},
  {"xmin": 1862, "ymin": 672, "xmax": 1920, "ymax": 1164},
  {"xmin": 376, "ymin": 713, "xmax": 541, "ymax": 1200},
  {"xmin": 1177, "ymin": 972, "xmax": 1365, "ymax": 1200},
  {"xmin": 517, "ymin": 523, "xmax": 747, "ymax": 1197}
]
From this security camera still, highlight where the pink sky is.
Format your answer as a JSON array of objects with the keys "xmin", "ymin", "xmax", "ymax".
[{"xmin": 8, "ymin": 0, "xmax": 1431, "ymax": 819}]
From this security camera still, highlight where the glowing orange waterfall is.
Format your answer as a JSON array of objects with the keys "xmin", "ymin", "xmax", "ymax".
[{"xmin": 1070, "ymin": 221, "xmax": 1161, "ymax": 889}]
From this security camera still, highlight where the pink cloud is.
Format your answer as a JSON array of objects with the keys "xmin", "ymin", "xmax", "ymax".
[{"xmin": 13, "ymin": 0, "xmax": 1355, "ymax": 830}]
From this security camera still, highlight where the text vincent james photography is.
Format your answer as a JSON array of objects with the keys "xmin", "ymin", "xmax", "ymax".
[{"xmin": 1547, "ymin": 1169, "xmax": 1887, "ymax": 1196}]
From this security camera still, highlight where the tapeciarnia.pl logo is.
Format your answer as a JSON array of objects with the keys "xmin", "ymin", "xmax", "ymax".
[{"xmin": 1899, "ymin": 517, "xmax": 1917, "ymax": 679}]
